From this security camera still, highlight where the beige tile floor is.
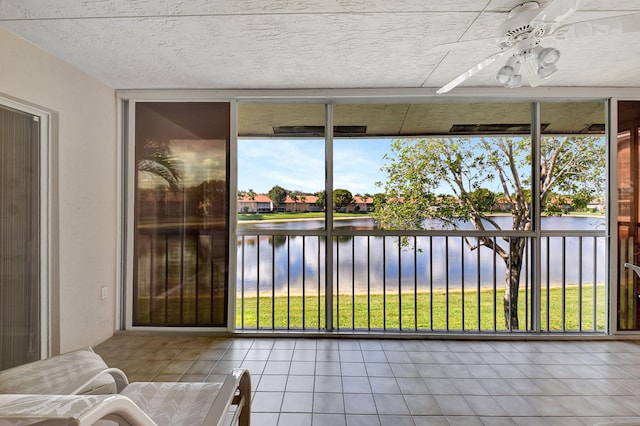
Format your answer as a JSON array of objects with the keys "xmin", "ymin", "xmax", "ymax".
[{"xmin": 93, "ymin": 335, "xmax": 640, "ymax": 426}]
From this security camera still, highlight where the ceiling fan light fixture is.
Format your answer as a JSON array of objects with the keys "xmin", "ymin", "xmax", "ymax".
[
  {"xmin": 538, "ymin": 63, "xmax": 558, "ymax": 79},
  {"xmin": 505, "ymin": 74, "xmax": 523, "ymax": 88},
  {"xmin": 496, "ymin": 65, "xmax": 515, "ymax": 84},
  {"xmin": 539, "ymin": 47, "xmax": 560, "ymax": 66},
  {"xmin": 520, "ymin": 53, "xmax": 544, "ymax": 86},
  {"xmin": 496, "ymin": 55, "xmax": 523, "ymax": 86}
]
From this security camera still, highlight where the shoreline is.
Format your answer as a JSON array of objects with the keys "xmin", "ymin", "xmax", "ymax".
[
  {"xmin": 238, "ymin": 213, "xmax": 605, "ymax": 225},
  {"xmin": 238, "ymin": 215, "xmax": 370, "ymax": 224},
  {"xmin": 242, "ymin": 282, "xmax": 606, "ymax": 298}
]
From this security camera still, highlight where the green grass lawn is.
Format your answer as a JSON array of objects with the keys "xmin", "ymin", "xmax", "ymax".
[{"xmin": 237, "ymin": 284, "xmax": 606, "ymax": 332}]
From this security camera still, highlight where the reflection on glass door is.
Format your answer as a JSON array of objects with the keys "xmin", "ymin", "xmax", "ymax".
[
  {"xmin": 133, "ymin": 102, "xmax": 230, "ymax": 326},
  {"xmin": 618, "ymin": 101, "xmax": 640, "ymax": 330}
]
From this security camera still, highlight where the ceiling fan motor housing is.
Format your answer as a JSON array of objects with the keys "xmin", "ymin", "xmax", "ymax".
[{"xmin": 499, "ymin": 1, "xmax": 546, "ymax": 47}]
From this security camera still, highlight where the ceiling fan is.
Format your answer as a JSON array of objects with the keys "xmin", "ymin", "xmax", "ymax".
[{"xmin": 431, "ymin": 0, "xmax": 640, "ymax": 94}]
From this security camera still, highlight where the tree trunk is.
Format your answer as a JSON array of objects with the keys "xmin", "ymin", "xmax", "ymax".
[{"xmin": 504, "ymin": 236, "xmax": 526, "ymax": 330}]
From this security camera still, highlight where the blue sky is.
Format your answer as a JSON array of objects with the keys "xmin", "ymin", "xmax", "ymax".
[{"xmin": 238, "ymin": 138, "xmax": 393, "ymax": 195}]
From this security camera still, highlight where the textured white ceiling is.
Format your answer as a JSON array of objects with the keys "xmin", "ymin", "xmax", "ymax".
[{"xmin": 1, "ymin": 0, "xmax": 640, "ymax": 90}]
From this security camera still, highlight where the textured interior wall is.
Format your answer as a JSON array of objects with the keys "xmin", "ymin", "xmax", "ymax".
[{"xmin": 0, "ymin": 28, "xmax": 117, "ymax": 354}]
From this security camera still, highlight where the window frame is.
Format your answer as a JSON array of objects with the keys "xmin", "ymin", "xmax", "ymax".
[
  {"xmin": 117, "ymin": 89, "xmax": 616, "ymax": 335},
  {"xmin": 0, "ymin": 94, "xmax": 53, "ymax": 359}
]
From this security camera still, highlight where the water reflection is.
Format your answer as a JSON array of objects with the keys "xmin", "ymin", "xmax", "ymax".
[{"xmin": 237, "ymin": 216, "xmax": 606, "ymax": 294}]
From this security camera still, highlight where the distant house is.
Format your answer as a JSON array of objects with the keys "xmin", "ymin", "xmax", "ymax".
[
  {"xmin": 282, "ymin": 195, "xmax": 320, "ymax": 212},
  {"xmin": 493, "ymin": 197, "xmax": 513, "ymax": 212},
  {"xmin": 548, "ymin": 196, "xmax": 572, "ymax": 213},
  {"xmin": 237, "ymin": 194, "xmax": 273, "ymax": 213},
  {"xmin": 348, "ymin": 196, "xmax": 374, "ymax": 213},
  {"xmin": 588, "ymin": 197, "xmax": 605, "ymax": 212}
]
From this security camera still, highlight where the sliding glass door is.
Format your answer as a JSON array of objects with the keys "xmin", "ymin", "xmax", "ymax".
[
  {"xmin": 0, "ymin": 104, "xmax": 41, "ymax": 368},
  {"xmin": 618, "ymin": 101, "xmax": 640, "ymax": 330},
  {"xmin": 132, "ymin": 102, "xmax": 230, "ymax": 327}
]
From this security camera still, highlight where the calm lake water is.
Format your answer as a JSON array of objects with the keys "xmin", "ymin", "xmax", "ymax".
[{"xmin": 237, "ymin": 216, "xmax": 607, "ymax": 294}]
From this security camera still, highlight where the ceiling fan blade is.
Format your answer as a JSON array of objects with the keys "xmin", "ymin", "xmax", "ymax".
[
  {"xmin": 550, "ymin": 13, "xmax": 640, "ymax": 41},
  {"xmin": 436, "ymin": 50, "xmax": 509, "ymax": 94},
  {"xmin": 426, "ymin": 37, "xmax": 503, "ymax": 54},
  {"xmin": 530, "ymin": 0, "xmax": 583, "ymax": 31}
]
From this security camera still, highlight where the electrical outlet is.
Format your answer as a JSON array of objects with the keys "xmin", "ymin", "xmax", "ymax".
[{"xmin": 101, "ymin": 286, "xmax": 108, "ymax": 300}]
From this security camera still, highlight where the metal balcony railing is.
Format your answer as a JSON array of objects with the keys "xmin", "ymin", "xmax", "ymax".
[
  {"xmin": 236, "ymin": 228, "xmax": 607, "ymax": 334},
  {"xmin": 133, "ymin": 227, "xmax": 227, "ymax": 327}
]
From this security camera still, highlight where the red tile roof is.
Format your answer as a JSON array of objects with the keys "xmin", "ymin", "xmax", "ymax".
[
  {"xmin": 284, "ymin": 195, "xmax": 318, "ymax": 203},
  {"xmin": 238, "ymin": 194, "xmax": 273, "ymax": 203},
  {"xmin": 353, "ymin": 196, "xmax": 374, "ymax": 204}
]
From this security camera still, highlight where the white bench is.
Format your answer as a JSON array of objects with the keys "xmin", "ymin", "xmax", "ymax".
[
  {"xmin": 0, "ymin": 348, "xmax": 118, "ymax": 395},
  {"xmin": 0, "ymin": 348, "xmax": 251, "ymax": 425}
]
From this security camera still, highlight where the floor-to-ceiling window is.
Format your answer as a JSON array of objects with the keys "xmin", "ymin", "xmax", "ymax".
[
  {"xmin": 235, "ymin": 100, "xmax": 607, "ymax": 334},
  {"xmin": 236, "ymin": 103, "xmax": 327, "ymax": 330},
  {"xmin": 539, "ymin": 102, "xmax": 607, "ymax": 332},
  {"xmin": 330, "ymin": 102, "xmax": 537, "ymax": 332}
]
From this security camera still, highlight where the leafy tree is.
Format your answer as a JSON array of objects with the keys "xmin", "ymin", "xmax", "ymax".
[
  {"xmin": 268, "ymin": 185, "xmax": 287, "ymax": 212},
  {"xmin": 372, "ymin": 135, "xmax": 605, "ymax": 329},
  {"xmin": 471, "ymin": 188, "xmax": 497, "ymax": 212},
  {"xmin": 289, "ymin": 192, "xmax": 299, "ymax": 212},
  {"xmin": 372, "ymin": 193, "xmax": 387, "ymax": 211},
  {"xmin": 545, "ymin": 193, "xmax": 569, "ymax": 216},
  {"xmin": 246, "ymin": 189, "xmax": 257, "ymax": 213},
  {"xmin": 570, "ymin": 189, "xmax": 595, "ymax": 211},
  {"xmin": 186, "ymin": 179, "xmax": 226, "ymax": 218},
  {"xmin": 333, "ymin": 189, "xmax": 353, "ymax": 212},
  {"xmin": 316, "ymin": 191, "xmax": 326, "ymax": 211},
  {"xmin": 137, "ymin": 139, "xmax": 183, "ymax": 190}
]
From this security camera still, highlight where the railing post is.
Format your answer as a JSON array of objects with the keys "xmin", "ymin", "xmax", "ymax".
[
  {"xmin": 325, "ymin": 103, "xmax": 334, "ymax": 331},
  {"xmin": 531, "ymin": 102, "xmax": 542, "ymax": 333}
]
